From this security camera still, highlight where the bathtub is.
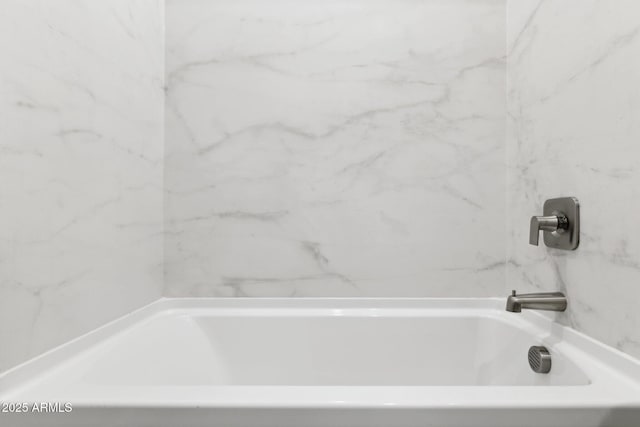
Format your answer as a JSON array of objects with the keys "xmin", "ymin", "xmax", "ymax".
[{"xmin": 1, "ymin": 298, "xmax": 640, "ymax": 427}]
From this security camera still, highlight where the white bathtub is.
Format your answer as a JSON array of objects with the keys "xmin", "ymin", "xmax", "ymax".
[{"xmin": 1, "ymin": 298, "xmax": 640, "ymax": 426}]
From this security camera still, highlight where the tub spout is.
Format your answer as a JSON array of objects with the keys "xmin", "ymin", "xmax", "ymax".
[{"xmin": 506, "ymin": 290, "xmax": 567, "ymax": 313}]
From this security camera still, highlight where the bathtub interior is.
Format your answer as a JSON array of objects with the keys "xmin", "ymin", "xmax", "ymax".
[{"xmin": 2, "ymin": 302, "xmax": 592, "ymax": 399}]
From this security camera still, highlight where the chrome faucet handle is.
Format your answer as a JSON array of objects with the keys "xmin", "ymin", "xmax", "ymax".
[
  {"xmin": 529, "ymin": 215, "xmax": 568, "ymax": 246},
  {"xmin": 530, "ymin": 197, "xmax": 580, "ymax": 250}
]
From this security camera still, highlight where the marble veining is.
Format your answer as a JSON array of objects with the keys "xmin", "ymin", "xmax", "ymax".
[
  {"xmin": 164, "ymin": 0, "xmax": 507, "ymax": 297},
  {"xmin": 0, "ymin": 0, "xmax": 164, "ymax": 372},
  {"xmin": 506, "ymin": 0, "xmax": 640, "ymax": 359},
  {"xmin": 5, "ymin": 0, "xmax": 640, "ymax": 373}
]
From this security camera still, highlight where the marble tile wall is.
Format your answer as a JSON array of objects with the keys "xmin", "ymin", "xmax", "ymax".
[
  {"xmin": 7, "ymin": 0, "xmax": 637, "ymax": 372},
  {"xmin": 506, "ymin": 0, "xmax": 640, "ymax": 359},
  {"xmin": 0, "ymin": 0, "xmax": 165, "ymax": 373},
  {"xmin": 164, "ymin": 0, "xmax": 507, "ymax": 297}
]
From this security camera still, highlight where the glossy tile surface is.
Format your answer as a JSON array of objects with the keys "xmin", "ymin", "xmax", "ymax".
[
  {"xmin": 506, "ymin": 0, "xmax": 640, "ymax": 359},
  {"xmin": 0, "ymin": 0, "xmax": 165, "ymax": 372},
  {"xmin": 164, "ymin": 0, "xmax": 507, "ymax": 297}
]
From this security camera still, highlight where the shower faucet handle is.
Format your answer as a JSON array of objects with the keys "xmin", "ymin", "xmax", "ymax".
[
  {"xmin": 529, "ymin": 197, "xmax": 580, "ymax": 250},
  {"xmin": 529, "ymin": 215, "xmax": 568, "ymax": 246}
]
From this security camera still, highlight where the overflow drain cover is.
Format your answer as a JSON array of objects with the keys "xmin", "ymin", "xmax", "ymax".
[{"xmin": 528, "ymin": 346, "xmax": 552, "ymax": 374}]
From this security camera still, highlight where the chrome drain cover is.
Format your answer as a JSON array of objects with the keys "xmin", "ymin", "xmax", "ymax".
[{"xmin": 528, "ymin": 346, "xmax": 552, "ymax": 374}]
